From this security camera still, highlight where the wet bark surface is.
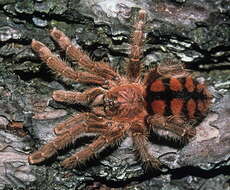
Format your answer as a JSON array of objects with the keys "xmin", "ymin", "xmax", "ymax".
[{"xmin": 0, "ymin": 0, "xmax": 229, "ymax": 189}]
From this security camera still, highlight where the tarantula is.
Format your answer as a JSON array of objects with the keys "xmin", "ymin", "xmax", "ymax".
[{"xmin": 28, "ymin": 9, "xmax": 212, "ymax": 169}]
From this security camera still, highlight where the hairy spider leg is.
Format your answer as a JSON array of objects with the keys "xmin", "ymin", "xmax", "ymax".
[
  {"xmin": 130, "ymin": 123, "xmax": 162, "ymax": 169},
  {"xmin": 147, "ymin": 114, "xmax": 196, "ymax": 141},
  {"xmin": 50, "ymin": 28, "xmax": 118, "ymax": 81},
  {"xmin": 53, "ymin": 113, "xmax": 105, "ymax": 135},
  {"xmin": 31, "ymin": 40, "xmax": 105, "ymax": 85},
  {"xmin": 61, "ymin": 122, "xmax": 129, "ymax": 168},
  {"xmin": 127, "ymin": 9, "xmax": 147, "ymax": 80},
  {"xmin": 52, "ymin": 87, "xmax": 105, "ymax": 106},
  {"xmin": 28, "ymin": 113, "xmax": 108, "ymax": 164}
]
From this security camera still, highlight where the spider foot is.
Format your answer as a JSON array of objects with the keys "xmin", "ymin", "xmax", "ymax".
[
  {"xmin": 147, "ymin": 114, "xmax": 196, "ymax": 141},
  {"xmin": 142, "ymin": 157, "xmax": 169, "ymax": 173},
  {"xmin": 28, "ymin": 143, "xmax": 57, "ymax": 164},
  {"xmin": 61, "ymin": 156, "xmax": 78, "ymax": 169}
]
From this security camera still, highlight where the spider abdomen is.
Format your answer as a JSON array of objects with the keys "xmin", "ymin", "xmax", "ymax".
[{"xmin": 146, "ymin": 76, "xmax": 211, "ymax": 119}]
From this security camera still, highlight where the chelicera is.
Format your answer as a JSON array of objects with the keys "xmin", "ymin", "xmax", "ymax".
[{"xmin": 28, "ymin": 9, "xmax": 212, "ymax": 169}]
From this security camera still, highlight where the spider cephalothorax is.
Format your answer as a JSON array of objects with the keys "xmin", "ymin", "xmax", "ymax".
[{"xmin": 28, "ymin": 9, "xmax": 212, "ymax": 169}]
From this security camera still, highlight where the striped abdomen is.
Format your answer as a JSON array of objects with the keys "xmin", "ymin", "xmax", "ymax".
[{"xmin": 146, "ymin": 76, "xmax": 211, "ymax": 119}]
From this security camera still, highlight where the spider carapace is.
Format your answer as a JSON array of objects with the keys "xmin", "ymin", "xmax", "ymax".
[{"xmin": 29, "ymin": 9, "xmax": 212, "ymax": 169}]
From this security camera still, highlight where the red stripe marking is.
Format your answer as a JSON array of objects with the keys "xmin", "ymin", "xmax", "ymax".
[
  {"xmin": 196, "ymin": 83, "xmax": 205, "ymax": 93},
  {"xmin": 150, "ymin": 79, "xmax": 165, "ymax": 92},
  {"xmin": 169, "ymin": 78, "xmax": 183, "ymax": 91},
  {"xmin": 198, "ymin": 99, "xmax": 209, "ymax": 113},
  {"xmin": 151, "ymin": 100, "xmax": 166, "ymax": 115},
  {"xmin": 187, "ymin": 99, "xmax": 196, "ymax": 118},
  {"xmin": 170, "ymin": 98, "xmax": 184, "ymax": 116},
  {"xmin": 185, "ymin": 76, "xmax": 195, "ymax": 92},
  {"xmin": 197, "ymin": 100, "xmax": 205, "ymax": 112}
]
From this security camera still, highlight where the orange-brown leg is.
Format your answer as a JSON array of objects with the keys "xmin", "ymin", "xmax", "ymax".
[
  {"xmin": 147, "ymin": 114, "xmax": 196, "ymax": 140},
  {"xmin": 28, "ymin": 113, "xmax": 108, "ymax": 164},
  {"xmin": 53, "ymin": 113, "xmax": 106, "ymax": 135},
  {"xmin": 31, "ymin": 40, "xmax": 105, "ymax": 85},
  {"xmin": 132, "ymin": 134, "xmax": 162, "ymax": 169},
  {"xmin": 49, "ymin": 28, "xmax": 118, "ymax": 81},
  {"xmin": 127, "ymin": 9, "xmax": 147, "ymax": 80},
  {"xmin": 61, "ymin": 122, "xmax": 128, "ymax": 168},
  {"xmin": 52, "ymin": 87, "xmax": 105, "ymax": 106},
  {"xmin": 130, "ymin": 123, "xmax": 162, "ymax": 169}
]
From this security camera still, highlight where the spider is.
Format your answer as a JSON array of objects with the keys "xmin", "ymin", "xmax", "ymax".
[{"xmin": 28, "ymin": 9, "xmax": 212, "ymax": 169}]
